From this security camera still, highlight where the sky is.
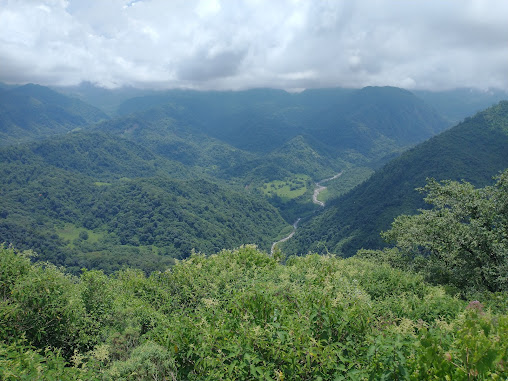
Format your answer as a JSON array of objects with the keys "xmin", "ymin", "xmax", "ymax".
[{"xmin": 1, "ymin": 0, "xmax": 507, "ymax": 91}]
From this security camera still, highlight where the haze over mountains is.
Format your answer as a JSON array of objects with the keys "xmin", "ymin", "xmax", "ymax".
[
  {"xmin": 0, "ymin": 82, "xmax": 507, "ymax": 273},
  {"xmin": 0, "ymin": 84, "xmax": 108, "ymax": 146}
]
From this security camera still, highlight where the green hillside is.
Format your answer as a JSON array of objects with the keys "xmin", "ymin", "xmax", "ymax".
[
  {"xmin": 285, "ymin": 101, "xmax": 508, "ymax": 257},
  {"xmin": 0, "ymin": 133, "xmax": 288, "ymax": 273},
  {"xmin": 0, "ymin": 84, "xmax": 108, "ymax": 145},
  {"xmin": 114, "ymin": 87, "xmax": 448, "ymax": 165},
  {"xmin": 100, "ymin": 85, "xmax": 449, "ymax": 216}
]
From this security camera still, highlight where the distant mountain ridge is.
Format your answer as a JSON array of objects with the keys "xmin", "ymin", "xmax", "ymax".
[
  {"xmin": 106, "ymin": 86, "xmax": 448, "ymax": 177},
  {"xmin": 0, "ymin": 84, "xmax": 108, "ymax": 146},
  {"xmin": 284, "ymin": 100, "xmax": 508, "ymax": 256}
]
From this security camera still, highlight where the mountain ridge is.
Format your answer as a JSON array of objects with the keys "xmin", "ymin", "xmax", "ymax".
[{"xmin": 283, "ymin": 100, "xmax": 508, "ymax": 256}]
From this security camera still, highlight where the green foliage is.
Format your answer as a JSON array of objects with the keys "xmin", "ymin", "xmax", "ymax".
[
  {"xmin": 1, "ymin": 245, "xmax": 507, "ymax": 379},
  {"xmin": 0, "ymin": 136, "xmax": 288, "ymax": 272},
  {"xmin": 287, "ymin": 101, "xmax": 508, "ymax": 257},
  {"xmin": 0, "ymin": 84, "xmax": 108, "ymax": 146},
  {"xmin": 0, "ymin": 340, "xmax": 93, "ymax": 380},
  {"xmin": 105, "ymin": 341, "xmax": 177, "ymax": 380},
  {"xmin": 383, "ymin": 170, "xmax": 508, "ymax": 292}
]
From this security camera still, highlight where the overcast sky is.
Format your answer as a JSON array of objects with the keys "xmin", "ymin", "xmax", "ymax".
[{"xmin": 1, "ymin": 0, "xmax": 507, "ymax": 91}]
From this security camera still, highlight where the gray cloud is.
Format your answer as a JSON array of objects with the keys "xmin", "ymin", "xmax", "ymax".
[
  {"xmin": 0, "ymin": 0, "xmax": 507, "ymax": 91},
  {"xmin": 177, "ymin": 47, "xmax": 247, "ymax": 82}
]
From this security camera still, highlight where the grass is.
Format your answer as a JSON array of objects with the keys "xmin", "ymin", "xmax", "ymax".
[
  {"xmin": 56, "ymin": 223, "xmax": 104, "ymax": 247},
  {"xmin": 260, "ymin": 174, "xmax": 311, "ymax": 201},
  {"xmin": 321, "ymin": 167, "xmax": 374, "ymax": 202},
  {"xmin": 317, "ymin": 188, "xmax": 330, "ymax": 203}
]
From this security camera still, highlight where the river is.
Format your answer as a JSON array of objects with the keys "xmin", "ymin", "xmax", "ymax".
[{"xmin": 270, "ymin": 172, "xmax": 343, "ymax": 255}]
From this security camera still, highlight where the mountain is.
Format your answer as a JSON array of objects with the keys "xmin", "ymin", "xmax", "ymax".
[
  {"xmin": 93, "ymin": 86, "xmax": 451, "ymax": 224},
  {"xmin": 284, "ymin": 101, "xmax": 508, "ymax": 257},
  {"xmin": 110, "ymin": 86, "xmax": 448, "ymax": 174},
  {"xmin": 53, "ymin": 81, "xmax": 159, "ymax": 116},
  {"xmin": 414, "ymin": 88, "xmax": 508, "ymax": 124},
  {"xmin": 0, "ymin": 84, "xmax": 108, "ymax": 146},
  {"xmin": 0, "ymin": 132, "xmax": 288, "ymax": 273},
  {"xmin": 117, "ymin": 87, "xmax": 448, "ymax": 154},
  {"xmin": 94, "ymin": 107, "xmax": 257, "ymax": 179}
]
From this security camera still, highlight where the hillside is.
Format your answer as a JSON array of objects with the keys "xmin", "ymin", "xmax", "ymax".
[
  {"xmin": 0, "ymin": 84, "xmax": 108, "ymax": 146},
  {"xmin": 414, "ymin": 88, "xmax": 508, "ymax": 124},
  {"xmin": 284, "ymin": 101, "xmax": 508, "ymax": 256},
  {"xmin": 114, "ymin": 87, "xmax": 448, "ymax": 166},
  {"xmin": 102, "ymin": 86, "xmax": 449, "ymax": 191},
  {"xmin": 0, "ymin": 132, "xmax": 288, "ymax": 273}
]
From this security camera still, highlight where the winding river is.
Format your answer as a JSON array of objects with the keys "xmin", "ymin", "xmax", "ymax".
[
  {"xmin": 313, "ymin": 171, "xmax": 343, "ymax": 207},
  {"xmin": 270, "ymin": 172, "xmax": 343, "ymax": 255}
]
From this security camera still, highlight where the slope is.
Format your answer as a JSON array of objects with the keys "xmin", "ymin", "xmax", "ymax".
[
  {"xmin": 0, "ymin": 133, "xmax": 288, "ymax": 273},
  {"xmin": 115, "ymin": 87, "xmax": 448, "ymax": 163},
  {"xmin": 284, "ymin": 100, "xmax": 508, "ymax": 257},
  {"xmin": 0, "ymin": 84, "xmax": 108, "ymax": 146}
]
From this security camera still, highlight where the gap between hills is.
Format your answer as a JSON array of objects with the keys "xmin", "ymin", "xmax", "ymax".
[{"xmin": 271, "ymin": 171, "xmax": 343, "ymax": 255}]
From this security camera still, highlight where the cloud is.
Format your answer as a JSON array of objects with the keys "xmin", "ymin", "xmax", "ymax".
[
  {"xmin": 0, "ymin": 0, "xmax": 507, "ymax": 91},
  {"xmin": 178, "ymin": 48, "xmax": 247, "ymax": 82}
]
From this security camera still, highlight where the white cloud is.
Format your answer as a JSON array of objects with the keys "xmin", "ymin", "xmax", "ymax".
[{"xmin": 0, "ymin": 0, "xmax": 507, "ymax": 90}]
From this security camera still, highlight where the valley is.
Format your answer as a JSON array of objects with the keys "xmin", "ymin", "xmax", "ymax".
[
  {"xmin": 312, "ymin": 171, "xmax": 343, "ymax": 207},
  {"xmin": 0, "ymin": 84, "xmax": 454, "ymax": 272},
  {"xmin": 272, "ymin": 171, "xmax": 343, "ymax": 253},
  {"xmin": 1, "ymin": 82, "xmax": 507, "ymax": 380}
]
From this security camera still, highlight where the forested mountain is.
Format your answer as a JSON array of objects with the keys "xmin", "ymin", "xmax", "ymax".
[
  {"xmin": 0, "ymin": 132, "xmax": 288, "ymax": 273},
  {"xmin": 414, "ymin": 87, "xmax": 508, "ymax": 124},
  {"xmin": 284, "ymin": 101, "xmax": 508, "ymax": 257},
  {"xmin": 0, "ymin": 84, "xmax": 108, "ymax": 145},
  {"xmin": 98, "ymin": 86, "xmax": 448, "ymax": 187},
  {"xmin": 114, "ymin": 86, "xmax": 448, "ymax": 160}
]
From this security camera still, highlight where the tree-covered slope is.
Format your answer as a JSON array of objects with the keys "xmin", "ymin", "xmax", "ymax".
[
  {"xmin": 285, "ymin": 101, "xmax": 508, "ymax": 257},
  {"xmin": 0, "ymin": 133, "xmax": 288, "ymax": 273},
  {"xmin": 0, "ymin": 131, "xmax": 192, "ymax": 180},
  {"xmin": 95, "ymin": 107, "xmax": 257, "ymax": 178},
  {"xmin": 114, "ymin": 86, "xmax": 448, "ymax": 165},
  {"xmin": 0, "ymin": 84, "xmax": 108, "ymax": 145}
]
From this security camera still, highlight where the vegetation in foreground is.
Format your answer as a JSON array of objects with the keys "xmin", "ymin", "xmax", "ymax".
[{"xmin": 1, "ymin": 244, "xmax": 507, "ymax": 380}]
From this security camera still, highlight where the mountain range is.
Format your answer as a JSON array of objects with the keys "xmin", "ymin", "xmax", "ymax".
[{"xmin": 0, "ymin": 82, "xmax": 507, "ymax": 273}]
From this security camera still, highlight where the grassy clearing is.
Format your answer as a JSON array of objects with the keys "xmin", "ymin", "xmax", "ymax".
[
  {"xmin": 321, "ymin": 167, "xmax": 374, "ymax": 202},
  {"xmin": 260, "ymin": 174, "xmax": 311, "ymax": 201},
  {"xmin": 56, "ymin": 223, "xmax": 104, "ymax": 246},
  {"xmin": 316, "ymin": 187, "xmax": 330, "ymax": 203}
]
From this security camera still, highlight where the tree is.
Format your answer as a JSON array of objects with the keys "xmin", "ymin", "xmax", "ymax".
[{"xmin": 383, "ymin": 169, "xmax": 508, "ymax": 292}]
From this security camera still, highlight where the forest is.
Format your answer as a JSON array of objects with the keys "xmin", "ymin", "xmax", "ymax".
[{"xmin": 0, "ymin": 83, "xmax": 507, "ymax": 379}]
